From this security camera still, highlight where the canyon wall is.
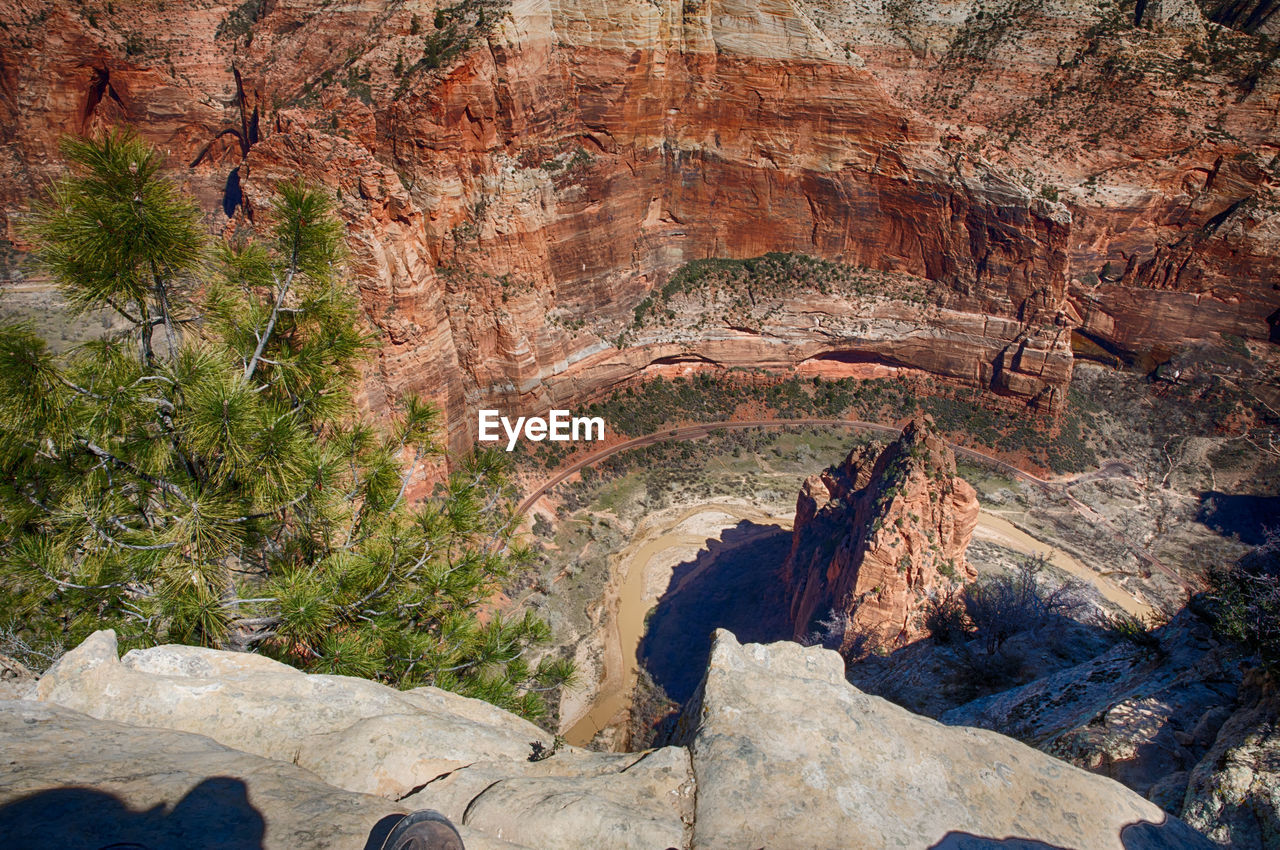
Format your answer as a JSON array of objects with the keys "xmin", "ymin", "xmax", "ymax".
[{"xmin": 1, "ymin": 0, "xmax": 1276, "ymax": 445}]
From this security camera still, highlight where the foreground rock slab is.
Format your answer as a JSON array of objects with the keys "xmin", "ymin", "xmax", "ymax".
[
  {"xmin": 681, "ymin": 630, "xmax": 1212, "ymax": 850},
  {"xmin": 0, "ymin": 700, "xmax": 406, "ymax": 850},
  {"xmin": 0, "ymin": 700, "xmax": 527, "ymax": 850},
  {"xmin": 400, "ymin": 746, "xmax": 694, "ymax": 850},
  {"xmin": 35, "ymin": 630, "xmax": 691, "ymax": 849},
  {"xmin": 30, "ymin": 628, "xmax": 1214, "ymax": 849},
  {"xmin": 36, "ymin": 630, "xmax": 550, "ymax": 799}
]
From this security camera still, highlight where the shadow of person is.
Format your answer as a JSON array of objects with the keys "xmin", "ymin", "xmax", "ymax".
[
  {"xmin": 0, "ymin": 777, "xmax": 265, "ymax": 850},
  {"xmin": 927, "ymin": 815, "xmax": 1212, "ymax": 850}
]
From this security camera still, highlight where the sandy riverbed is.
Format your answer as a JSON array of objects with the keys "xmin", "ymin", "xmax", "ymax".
[{"xmin": 562, "ymin": 503, "xmax": 1155, "ymax": 746}]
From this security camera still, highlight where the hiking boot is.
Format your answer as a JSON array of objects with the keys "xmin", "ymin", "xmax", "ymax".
[{"xmin": 380, "ymin": 810, "xmax": 465, "ymax": 850}]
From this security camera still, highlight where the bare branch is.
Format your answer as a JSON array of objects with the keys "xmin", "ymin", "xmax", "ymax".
[{"xmin": 242, "ymin": 268, "xmax": 296, "ymax": 385}]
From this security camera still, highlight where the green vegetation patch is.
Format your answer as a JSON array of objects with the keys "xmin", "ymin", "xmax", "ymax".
[
  {"xmin": 631, "ymin": 253, "xmax": 929, "ymax": 328},
  {"xmin": 0, "ymin": 131, "xmax": 568, "ymax": 721}
]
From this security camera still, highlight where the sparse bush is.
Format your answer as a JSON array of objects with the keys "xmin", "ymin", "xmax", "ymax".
[
  {"xmin": 1209, "ymin": 530, "xmax": 1280, "ymax": 673},
  {"xmin": 216, "ymin": 0, "xmax": 264, "ymax": 41},
  {"xmin": 1101, "ymin": 611, "xmax": 1164, "ymax": 655},
  {"xmin": 963, "ymin": 557, "xmax": 1087, "ymax": 654},
  {"xmin": 924, "ymin": 587, "xmax": 968, "ymax": 644},
  {"xmin": 804, "ymin": 607, "xmax": 850, "ymax": 651}
]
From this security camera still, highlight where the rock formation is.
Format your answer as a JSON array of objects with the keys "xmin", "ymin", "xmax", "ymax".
[
  {"xmin": 2, "ymin": 0, "xmax": 1277, "ymax": 447},
  {"xmin": 6, "ymin": 628, "xmax": 1212, "ymax": 849},
  {"xmin": 1181, "ymin": 677, "xmax": 1280, "ymax": 850},
  {"xmin": 942, "ymin": 610, "xmax": 1280, "ymax": 850},
  {"xmin": 679, "ymin": 630, "xmax": 1209, "ymax": 850},
  {"xmin": 783, "ymin": 415, "xmax": 980, "ymax": 650},
  {"xmin": 0, "ymin": 701, "xmax": 419, "ymax": 850}
]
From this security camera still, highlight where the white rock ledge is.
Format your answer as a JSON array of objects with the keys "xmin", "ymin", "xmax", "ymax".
[{"xmin": 2, "ymin": 628, "xmax": 1213, "ymax": 850}]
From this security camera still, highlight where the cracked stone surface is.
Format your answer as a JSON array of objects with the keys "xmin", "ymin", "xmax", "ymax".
[
  {"xmin": 400, "ymin": 746, "xmax": 693, "ymax": 850},
  {"xmin": 26, "ymin": 628, "xmax": 1216, "ymax": 849},
  {"xmin": 679, "ymin": 630, "xmax": 1212, "ymax": 850}
]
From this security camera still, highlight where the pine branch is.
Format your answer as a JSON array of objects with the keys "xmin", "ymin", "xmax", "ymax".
[
  {"xmin": 150, "ymin": 260, "xmax": 179, "ymax": 359},
  {"xmin": 76, "ymin": 436, "xmax": 194, "ymax": 509},
  {"xmin": 103, "ymin": 296, "xmax": 143, "ymax": 325},
  {"xmin": 35, "ymin": 567, "xmax": 131, "ymax": 592},
  {"xmin": 390, "ymin": 449, "xmax": 423, "ymax": 511},
  {"xmin": 242, "ymin": 268, "xmax": 296, "ymax": 385},
  {"xmin": 228, "ymin": 489, "xmax": 311, "ymax": 524},
  {"xmin": 87, "ymin": 516, "xmax": 177, "ymax": 551}
]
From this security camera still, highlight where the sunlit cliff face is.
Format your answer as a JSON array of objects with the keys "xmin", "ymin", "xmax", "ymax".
[{"xmin": 2, "ymin": 0, "xmax": 1276, "ymax": 445}]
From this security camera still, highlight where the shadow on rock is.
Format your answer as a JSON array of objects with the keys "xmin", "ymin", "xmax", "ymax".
[
  {"xmin": 638, "ymin": 519, "xmax": 794, "ymax": 706},
  {"xmin": 929, "ymin": 834, "xmax": 1068, "ymax": 849},
  {"xmin": 927, "ymin": 814, "xmax": 1212, "ymax": 850},
  {"xmin": 0, "ymin": 778, "xmax": 266, "ymax": 850},
  {"xmin": 1198, "ymin": 491, "xmax": 1280, "ymax": 546}
]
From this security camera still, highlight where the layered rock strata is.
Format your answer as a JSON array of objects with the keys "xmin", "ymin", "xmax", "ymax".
[
  {"xmin": 782, "ymin": 415, "xmax": 980, "ymax": 650},
  {"xmin": 2, "ymin": 1, "xmax": 1276, "ymax": 445}
]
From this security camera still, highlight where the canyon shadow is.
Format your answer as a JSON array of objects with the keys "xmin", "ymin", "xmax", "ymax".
[{"xmin": 637, "ymin": 519, "xmax": 794, "ymax": 706}]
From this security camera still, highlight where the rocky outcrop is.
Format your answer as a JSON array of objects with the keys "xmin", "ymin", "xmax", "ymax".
[
  {"xmin": 3, "ymin": 1, "xmax": 1275, "ymax": 447},
  {"xmin": 35, "ymin": 631, "xmax": 551, "ymax": 799},
  {"xmin": 0, "ymin": 700, "xmax": 412, "ymax": 850},
  {"xmin": 782, "ymin": 416, "xmax": 979, "ymax": 650},
  {"xmin": 941, "ymin": 610, "xmax": 1280, "ymax": 848},
  {"xmin": 943, "ymin": 611, "xmax": 1242, "ymax": 787},
  {"xmin": 1181, "ymin": 677, "xmax": 1280, "ymax": 849},
  {"xmin": 17, "ymin": 628, "xmax": 1210, "ymax": 849},
  {"xmin": 679, "ymin": 630, "xmax": 1210, "ymax": 849},
  {"xmin": 0, "ymin": 699, "xmax": 536, "ymax": 850},
  {"xmin": 33, "ymin": 630, "xmax": 693, "ymax": 850},
  {"xmin": 399, "ymin": 745, "xmax": 694, "ymax": 850}
]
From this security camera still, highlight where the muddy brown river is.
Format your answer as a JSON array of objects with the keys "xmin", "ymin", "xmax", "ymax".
[{"xmin": 561, "ymin": 503, "xmax": 1155, "ymax": 746}]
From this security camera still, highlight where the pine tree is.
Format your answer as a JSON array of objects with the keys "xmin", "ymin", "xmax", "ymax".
[{"xmin": 0, "ymin": 131, "xmax": 572, "ymax": 718}]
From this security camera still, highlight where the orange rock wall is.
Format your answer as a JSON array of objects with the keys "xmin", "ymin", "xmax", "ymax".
[
  {"xmin": 2, "ymin": 0, "xmax": 1276, "ymax": 447},
  {"xmin": 782, "ymin": 416, "xmax": 980, "ymax": 650}
]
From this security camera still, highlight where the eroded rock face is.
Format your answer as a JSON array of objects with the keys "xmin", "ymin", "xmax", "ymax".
[
  {"xmin": 782, "ymin": 415, "xmax": 979, "ymax": 650},
  {"xmin": 3, "ymin": 0, "xmax": 1275, "ymax": 446},
  {"xmin": 679, "ymin": 630, "xmax": 1211, "ymax": 850}
]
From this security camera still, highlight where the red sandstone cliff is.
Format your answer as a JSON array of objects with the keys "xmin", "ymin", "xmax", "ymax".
[
  {"xmin": 0, "ymin": 0, "xmax": 1276, "ymax": 445},
  {"xmin": 782, "ymin": 416, "xmax": 979, "ymax": 651}
]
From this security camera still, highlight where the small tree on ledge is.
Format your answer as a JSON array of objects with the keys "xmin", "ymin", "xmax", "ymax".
[{"xmin": 0, "ymin": 131, "xmax": 571, "ymax": 719}]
